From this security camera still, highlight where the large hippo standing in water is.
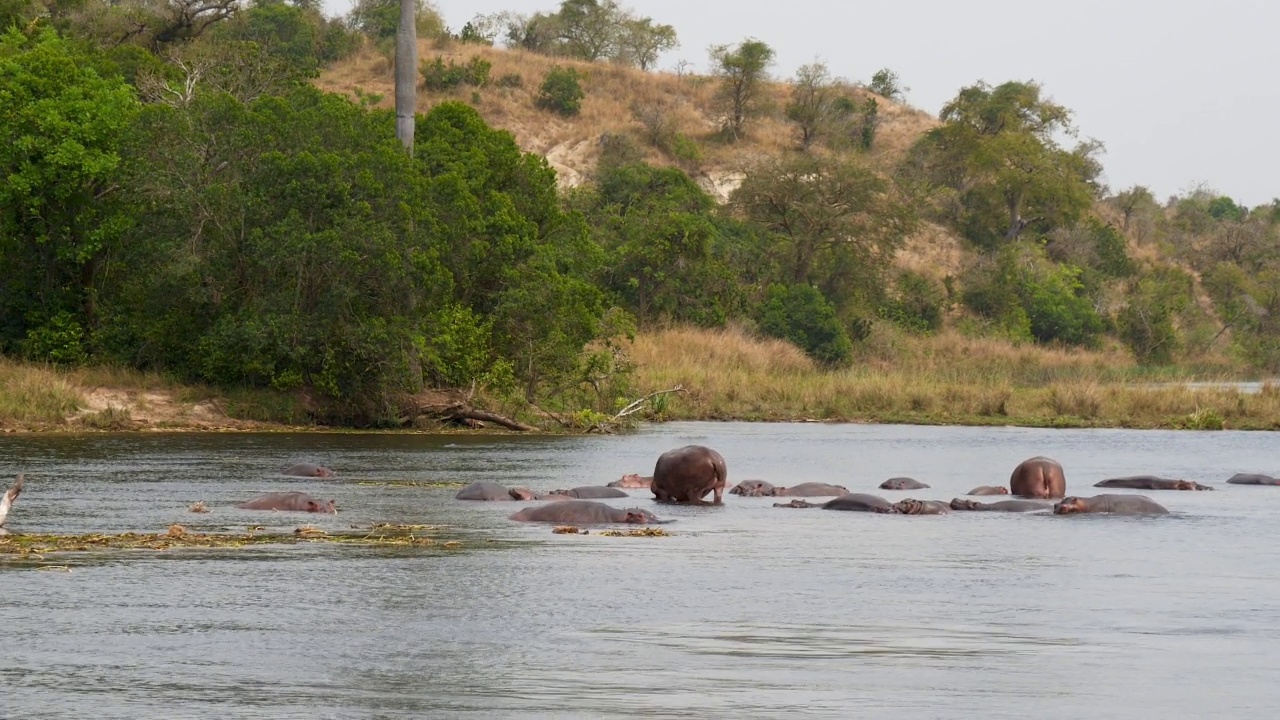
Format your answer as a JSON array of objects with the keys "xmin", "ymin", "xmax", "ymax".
[
  {"xmin": 608, "ymin": 474, "xmax": 653, "ymax": 489},
  {"xmin": 950, "ymin": 498, "xmax": 1051, "ymax": 512},
  {"xmin": 1053, "ymin": 494, "xmax": 1169, "ymax": 516},
  {"xmin": 879, "ymin": 477, "xmax": 930, "ymax": 491},
  {"xmin": 651, "ymin": 445, "xmax": 727, "ymax": 505},
  {"xmin": 282, "ymin": 463, "xmax": 335, "ymax": 478},
  {"xmin": 1009, "ymin": 456, "xmax": 1066, "ymax": 499},
  {"xmin": 775, "ymin": 493, "xmax": 894, "ymax": 512},
  {"xmin": 1226, "ymin": 473, "xmax": 1280, "ymax": 486},
  {"xmin": 1094, "ymin": 476, "xmax": 1212, "ymax": 491},
  {"xmin": 237, "ymin": 492, "xmax": 337, "ymax": 513},
  {"xmin": 509, "ymin": 500, "xmax": 663, "ymax": 524}
]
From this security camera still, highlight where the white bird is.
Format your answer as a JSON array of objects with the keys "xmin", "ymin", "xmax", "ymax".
[{"xmin": 0, "ymin": 474, "xmax": 23, "ymax": 535}]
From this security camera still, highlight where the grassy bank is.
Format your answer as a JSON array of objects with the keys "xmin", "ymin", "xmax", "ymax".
[
  {"xmin": 629, "ymin": 326, "xmax": 1280, "ymax": 430},
  {"xmin": 3, "ymin": 327, "xmax": 1278, "ymax": 432}
]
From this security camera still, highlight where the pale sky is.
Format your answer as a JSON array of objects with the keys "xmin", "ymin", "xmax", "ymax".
[{"xmin": 323, "ymin": 0, "xmax": 1278, "ymax": 207}]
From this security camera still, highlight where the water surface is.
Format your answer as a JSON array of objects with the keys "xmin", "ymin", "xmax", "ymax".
[{"xmin": 3, "ymin": 422, "xmax": 1280, "ymax": 719}]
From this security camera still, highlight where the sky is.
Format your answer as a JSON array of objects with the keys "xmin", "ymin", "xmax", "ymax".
[{"xmin": 321, "ymin": 0, "xmax": 1279, "ymax": 207}]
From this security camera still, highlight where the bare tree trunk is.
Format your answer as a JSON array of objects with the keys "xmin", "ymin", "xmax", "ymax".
[{"xmin": 394, "ymin": 0, "xmax": 417, "ymax": 154}]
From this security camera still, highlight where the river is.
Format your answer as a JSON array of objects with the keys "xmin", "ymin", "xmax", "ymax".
[{"xmin": 3, "ymin": 422, "xmax": 1280, "ymax": 719}]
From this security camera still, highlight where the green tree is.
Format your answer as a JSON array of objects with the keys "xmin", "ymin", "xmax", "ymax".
[
  {"xmin": 1117, "ymin": 267, "xmax": 1193, "ymax": 364},
  {"xmin": 0, "ymin": 28, "xmax": 140, "ymax": 357},
  {"xmin": 535, "ymin": 65, "xmax": 584, "ymax": 116},
  {"xmin": 868, "ymin": 68, "xmax": 907, "ymax": 101},
  {"xmin": 757, "ymin": 283, "xmax": 852, "ymax": 366},
  {"xmin": 730, "ymin": 153, "xmax": 915, "ymax": 314},
  {"xmin": 908, "ymin": 80, "xmax": 1102, "ymax": 247},
  {"xmin": 346, "ymin": 0, "xmax": 443, "ymax": 43},
  {"xmin": 785, "ymin": 61, "xmax": 839, "ymax": 150},
  {"xmin": 615, "ymin": 16, "xmax": 677, "ymax": 70},
  {"xmin": 709, "ymin": 38, "xmax": 774, "ymax": 141}
]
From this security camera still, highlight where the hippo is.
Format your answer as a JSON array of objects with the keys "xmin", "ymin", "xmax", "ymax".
[
  {"xmin": 890, "ymin": 498, "xmax": 950, "ymax": 515},
  {"xmin": 775, "ymin": 482, "xmax": 850, "ymax": 497},
  {"xmin": 1053, "ymin": 494, "xmax": 1169, "ymax": 516},
  {"xmin": 508, "ymin": 500, "xmax": 663, "ymax": 524},
  {"xmin": 776, "ymin": 493, "xmax": 894, "ymax": 512},
  {"xmin": 879, "ymin": 477, "xmax": 930, "ymax": 491},
  {"xmin": 1009, "ymin": 456, "xmax": 1066, "ymax": 499},
  {"xmin": 729, "ymin": 479, "xmax": 777, "ymax": 496},
  {"xmin": 503, "ymin": 487, "xmax": 571, "ymax": 501},
  {"xmin": 0, "ymin": 474, "xmax": 23, "ymax": 536},
  {"xmin": 236, "ymin": 492, "xmax": 337, "ymax": 513},
  {"xmin": 455, "ymin": 481, "xmax": 521, "ymax": 501},
  {"xmin": 949, "ymin": 498, "xmax": 1052, "ymax": 512},
  {"xmin": 651, "ymin": 445, "xmax": 727, "ymax": 505},
  {"xmin": 1225, "ymin": 473, "xmax": 1280, "ymax": 486},
  {"xmin": 966, "ymin": 485, "xmax": 1010, "ymax": 496},
  {"xmin": 608, "ymin": 474, "xmax": 654, "ymax": 489},
  {"xmin": 1094, "ymin": 476, "xmax": 1212, "ymax": 491},
  {"xmin": 282, "ymin": 463, "xmax": 335, "ymax": 478},
  {"xmin": 551, "ymin": 486, "xmax": 629, "ymax": 499}
]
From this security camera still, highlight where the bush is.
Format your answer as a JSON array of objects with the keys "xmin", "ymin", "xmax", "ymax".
[
  {"xmin": 421, "ymin": 55, "xmax": 490, "ymax": 92},
  {"xmin": 496, "ymin": 73, "xmax": 523, "ymax": 88},
  {"xmin": 880, "ymin": 270, "xmax": 945, "ymax": 332},
  {"xmin": 536, "ymin": 66, "xmax": 585, "ymax": 116},
  {"xmin": 756, "ymin": 284, "xmax": 853, "ymax": 366},
  {"xmin": 960, "ymin": 243, "xmax": 1102, "ymax": 346}
]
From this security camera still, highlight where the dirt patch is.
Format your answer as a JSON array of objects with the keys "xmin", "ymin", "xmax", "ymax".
[{"xmin": 71, "ymin": 387, "xmax": 267, "ymax": 432}]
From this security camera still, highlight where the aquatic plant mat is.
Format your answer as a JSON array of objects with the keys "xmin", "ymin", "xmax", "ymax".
[
  {"xmin": 552, "ymin": 526, "xmax": 671, "ymax": 537},
  {"xmin": 0, "ymin": 522, "xmax": 517, "ymax": 568}
]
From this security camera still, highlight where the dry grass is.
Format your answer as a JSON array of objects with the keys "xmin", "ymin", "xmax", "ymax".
[
  {"xmin": 0, "ymin": 357, "xmax": 82, "ymax": 426},
  {"xmin": 314, "ymin": 40, "xmax": 937, "ymax": 192},
  {"xmin": 629, "ymin": 325, "xmax": 1280, "ymax": 430}
]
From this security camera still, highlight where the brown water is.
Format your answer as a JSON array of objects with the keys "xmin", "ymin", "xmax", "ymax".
[{"xmin": 3, "ymin": 422, "xmax": 1280, "ymax": 719}]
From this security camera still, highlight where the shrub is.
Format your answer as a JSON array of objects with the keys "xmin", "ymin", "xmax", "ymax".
[
  {"xmin": 536, "ymin": 66, "xmax": 585, "ymax": 116},
  {"xmin": 756, "ymin": 284, "xmax": 853, "ymax": 366},
  {"xmin": 496, "ymin": 73, "xmax": 523, "ymax": 88},
  {"xmin": 421, "ymin": 55, "xmax": 491, "ymax": 92},
  {"xmin": 880, "ymin": 270, "xmax": 945, "ymax": 332}
]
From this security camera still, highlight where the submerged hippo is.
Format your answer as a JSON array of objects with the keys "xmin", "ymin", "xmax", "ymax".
[
  {"xmin": 879, "ymin": 477, "xmax": 930, "ymax": 491},
  {"xmin": 608, "ymin": 474, "xmax": 654, "ymax": 489},
  {"xmin": 776, "ymin": 482, "xmax": 850, "ymax": 497},
  {"xmin": 237, "ymin": 492, "xmax": 337, "ymax": 513},
  {"xmin": 1010, "ymin": 456, "xmax": 1067, "ymax": 499},
  {"xmin": 1094, "ymin": 476, "xmax": 1212, "ymax": 491},
  {"xmin": 949, "ymin": 498, "xmax": 1052, "ymax": 512},
  {"xmin": 966, "ymin": 485, "xmax": 1010, "ymax": 496},
  {"xmin": 890, "ymin": 498, "xmax": 950, "ymax": 515},
  {"xmin": 282, "ymin": 463, "xmax": 335, "ymax": 478},
  {"xmin": 509, "ymin": 500, "xmax": 663, "ymax": 524},
  {"xmin": 729, "ymin": 479, "xmax": 776, "ymax": 496},
  {"xmin": 651, "ymin": 445, "xmax": 727, "ymax": 505},
  {"xmin": 1053, "ymin": 494, "xmax": 1169, "ymax": 516},
  {"xmin": 456, "ymin": 481, "xmax": 521, "ymax": 501},
  {"xmin": 776, "ymin": 493, "xmax": 894, "ymax": 513},
  {"xmin": 0, "ymin": 474, "xmax": 23, "ymax": 536},
  {"xmin": 551, "ymin": 486, "xmax": 629, "ymax": 499},
  {"xmin": 1225, "ymin": 473, "xmax": 1280, "ymax": 486}
]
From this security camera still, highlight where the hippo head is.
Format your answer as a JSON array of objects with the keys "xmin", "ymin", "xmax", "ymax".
[
  {"xmin": 729, "ymin": 480, "xmax": 776, "ymax": 497},
  {"xmin": 624, "ymin": 509, "xmax": 661, "ymax": 524},
  {"xmin": 1173, "ymin": 480, "xmax": 1197, "ymax": 491},
  {"xmin": 950, "ymin": 498, "xmax": 979, "ymax": 511},
  {"xmin": 307, "ymin": 499, "xmax": 338, "ymax": 514},
  {"xmin": 508, "ymin": 487, "xmax": 539, "ymax": 501},
  {"xmin": 1053, "ymin": 497, "xmax": 1086, "ymax": 515}
]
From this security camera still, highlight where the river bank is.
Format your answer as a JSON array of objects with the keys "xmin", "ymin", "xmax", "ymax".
[{"xmin": 2, "ymin": 326, "xmax": 1278, "ymax": 433}]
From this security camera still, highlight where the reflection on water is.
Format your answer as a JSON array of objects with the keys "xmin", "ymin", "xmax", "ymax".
[{"xmin": 3, "ymin": 422, "xmax": 1280, "ymax": 719}]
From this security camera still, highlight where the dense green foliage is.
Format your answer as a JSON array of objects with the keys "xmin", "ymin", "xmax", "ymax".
[{"xmin": 3, "ymin": 1, "xmax": 1280, "ymax": 430}]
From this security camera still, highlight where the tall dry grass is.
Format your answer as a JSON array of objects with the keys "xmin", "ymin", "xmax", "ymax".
[
  {"xmin": 629, "ymin": 325, "xmax": 1280, "ymax": 430},
  {"xmin": 0, "ymin": 357, "xmax": 82, "ymax": 425},
  {"xmin": 314, "ymin": 40, "xmax": 938, "ymax": 189}
]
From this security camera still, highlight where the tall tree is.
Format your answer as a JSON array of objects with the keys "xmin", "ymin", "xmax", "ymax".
[
  {"xmin": 908, "ymin": 80, "xmax": 1102, "ymax": 247},
  {"xmin": 785, "ymin": 61, "xmax": 838, "ymax": 150},
  {"xmin": 394, "ymin": 0, "xmax": 415, "ymax": 152},
  {"xmin": 709, "ymin": 39, "xmax": 774, "ymax": 141}
]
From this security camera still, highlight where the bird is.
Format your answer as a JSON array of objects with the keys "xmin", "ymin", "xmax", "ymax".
[{"xmin": 0, "ymin": 474, "xmax": 24, "ymax": 535}]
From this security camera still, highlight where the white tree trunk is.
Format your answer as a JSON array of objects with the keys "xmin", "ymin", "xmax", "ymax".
[{"xmin": 394, "ymin": 0, "xmax": 417, "ymax": 154}]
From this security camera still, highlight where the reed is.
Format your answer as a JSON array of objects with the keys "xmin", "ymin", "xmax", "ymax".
[{"xmin": 629, "ymin": 325, "xmax": 1280, "ymax": 430}]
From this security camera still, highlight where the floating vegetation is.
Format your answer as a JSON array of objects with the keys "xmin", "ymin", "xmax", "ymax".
[
  {"xmin": 552, "ymin": 525, "xmax": 587, "ymax": 534},
  {"xmin": 0, "ymin": 522, "xmax": 485, "ymax": 560},
  {"xmin": 600, "ymin": 527, "xmax": 671, "ymax": 537},
  {"xmin": 187, "ymin": 501, "xmax": 209, "ymax": 514},
  {"xmin": 355, "ymin": 480, "xmax": 468, "ymax": 488}
]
